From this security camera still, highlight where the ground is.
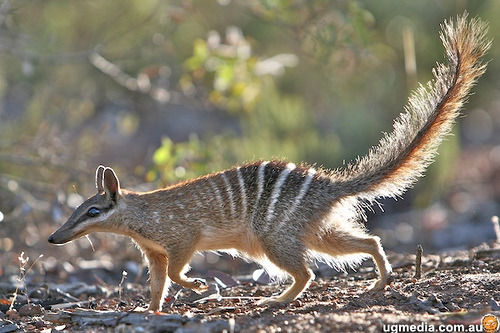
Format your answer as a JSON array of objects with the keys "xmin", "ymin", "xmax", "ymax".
[{"xmin": 0, "ymin": 242, "xmax": 498, "ymax": 332}]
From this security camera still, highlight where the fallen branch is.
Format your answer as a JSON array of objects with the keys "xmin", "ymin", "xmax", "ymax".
[
  {"xmin": 50, "ymin": 301, "xmax": 90, "ymax": 310},
  {"xmin": 45, "ymin": 308, "xmax": 188, "ymax": 328},
  {"xmin": 88, "ymin": 52, "xmax": 175, "ymax": 103}
]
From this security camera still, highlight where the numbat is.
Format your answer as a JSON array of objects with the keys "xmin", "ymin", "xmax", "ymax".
[{"xmin": 49, "ymin": 14, "xmax": 490, "ymax": 311}]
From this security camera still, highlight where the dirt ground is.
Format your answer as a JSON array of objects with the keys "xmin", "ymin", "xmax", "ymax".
[{"xmin": 0, "ymin": 241, "xmax": 498, "ymax": 332}]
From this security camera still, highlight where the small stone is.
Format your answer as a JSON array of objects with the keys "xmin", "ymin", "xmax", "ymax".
[
  {"xmin": 252, "ymin": 269, "xmax": 271, "ymax": 284},
  {"xmin": 489, "ymin": 298, "xmax": 500, "ymax": 311},
  {"xmin": 29, "ymin": 287, "xmax": 48, "ymax": 300},
  {"xmin": 444, "ymin": 302, "xmax": 460, "ymax": 312},
  {"xmin": 25, "ymin": 324, "xmax": 36, "ymax": 331},
  {"xmin": 18, "ymin": 304, "xmax": 43, "ymax": 316},
  {"xmin": 6, "ymin": 308, "xmax": 18, "ymax": 319}
]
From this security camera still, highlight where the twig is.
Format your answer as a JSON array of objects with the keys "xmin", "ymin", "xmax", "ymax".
[
  {"xmin": 54, "ymin": 288, "xmax": 80, "ymax": 302},
  {"xmin": 206, "ymin": 306, "xmax": 236, "ymax": 315},
  {"xmin": 492, "ymin": 216, "xmax": 500, "ymax": 244},
  {"xmin": 414, "ymin": 244, "xmax": 423, "ymax": 279},
  {"xmin": 0, "ymin": 152, "xmax": 88, "ymax": 178},
  {"xmin": 0, "ymin": 172, "xmax": 56, "ymax": 193},
  {"xmin": 88, "ymin": 51, "xmax": 178, "ymax": 103},
  {"xmin": 217, "ymin": 296, "xmax": 261, "ymax": 300},
  {"xmin": 118, "ymin": 270, "xmax": 128, "ymax": 304},
  {"xmin": 85, "ymin": 235, "xmax": 95, "ymax": 252},
  {"xmin": 51, "ymin": 301, "xmax": 90, "ymax": 310},
  {"xmin": 409, "ymin": 293, "xmax": 438, "ymax": 314},
  {"xmin": 0, "ymin": 176, "xmax": 51, "ymax": 212},
  {"xmin": 10, "ymin": 253, "xmax": 43, "ymax": 311},
  {"xmin": 229, "ymin": 317, "xmax": 235, "ymax": 333}
]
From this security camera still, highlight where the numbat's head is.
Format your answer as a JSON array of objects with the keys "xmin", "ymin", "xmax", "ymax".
[{"xmin": 48, "ymin": 166, "xmax": 123, "ymax": 245}]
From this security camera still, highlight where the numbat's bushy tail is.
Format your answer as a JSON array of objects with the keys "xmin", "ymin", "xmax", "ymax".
[
  {"xmin": 337, "ymin": 14, "xmax": 490, "ymax": 203},
  {"xmin": 48, "ymin": 13, "xmax": 490, "ymax": 312}
]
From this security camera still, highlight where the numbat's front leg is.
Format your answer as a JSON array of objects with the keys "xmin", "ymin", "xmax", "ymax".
[
  {"xmin": 145, "ymin": 251, "xmax": 169, "ymax": 312},
  {"xmin": 167, "ymin": 250, "xmax": 209, "ymax": 293}
]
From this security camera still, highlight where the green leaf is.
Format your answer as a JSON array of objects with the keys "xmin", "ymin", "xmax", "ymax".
[{"xmin": 152, "ymin": 138, "xmax": 172, "ymax": 165}]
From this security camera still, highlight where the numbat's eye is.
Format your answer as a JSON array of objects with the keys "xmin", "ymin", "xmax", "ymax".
[{"xmin": 87, "ymin": 207, "xmax": 101, "ymax": 217}]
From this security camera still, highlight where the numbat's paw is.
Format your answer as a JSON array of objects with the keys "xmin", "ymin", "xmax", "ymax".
[
  {"xmin": 368, "ymin": 271, "xmax": 393, "ymax": 291},
  {"xmin": 368, "ymin": 278, "xmax": 388, "ymax": 291},
  {"xmin": 257, "ymin": 297, "xmax": 290, "ymax": 307}
]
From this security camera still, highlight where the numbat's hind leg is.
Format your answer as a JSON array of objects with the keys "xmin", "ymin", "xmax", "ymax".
[
  {"xmin": 258, "ymin": 267, "xmax": 314, "ymax": 306},
  {"xmin": 306, "ymin": 227, "xmax": 392, "ymax": 290},
  {"xmin": 257, "ymin": 238, "xmax": 314, "ymax": 305}
]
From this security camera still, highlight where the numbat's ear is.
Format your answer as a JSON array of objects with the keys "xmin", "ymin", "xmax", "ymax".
[
  {"xmin": 95, "ymin": 165, "xmax": 105, "ymax": 193},
  {"xmin": 103, "ymin": 167, "xmax": 121, "ymax": 202}
]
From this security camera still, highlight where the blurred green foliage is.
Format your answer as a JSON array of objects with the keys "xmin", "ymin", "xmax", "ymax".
[
  {"xmin": 0, "ymin": 0, "xmax": 498, "ymax": 261},
  {"xmin": 151, "ymin": 82, "xmax": 341, "ymax": 184},
  {"xmin": 182, "ymin": 28, "xmax": 262, "ymax": 113},
  {"xmin": 150, "ymin": 135, "xmax": 217, "ymax": 185}
]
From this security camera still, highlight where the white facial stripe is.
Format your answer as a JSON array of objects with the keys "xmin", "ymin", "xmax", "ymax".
[
  {"xmin": 73, "ymin": 208, "xmax": 115, "ymax": 234},
  {"xmin": 266, "ymin": 163, "xmax": 296, "ymax": 222}
]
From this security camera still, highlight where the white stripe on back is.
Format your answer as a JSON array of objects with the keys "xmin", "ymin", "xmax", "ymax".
[
  {"xmin": 276, "ymin": 167, "xmax": 316, "ymax": 230},
  {"xmin": 265, "ymin": 163, "xmax": 296, "ymax": 222},
  {"xmin": 221, "ymin": 172, "xmax": 235, "ymax": 218},
  {"xmin": 251, "ymin": 161, "xmax": 269, "ymax": 223},
  {"xmin": 207, "ymin": 179, "xmax": 225, "ymax": 220},
  {"xmin": 236, "ymin": 167, "xmax": 247, "ymax": 222}
]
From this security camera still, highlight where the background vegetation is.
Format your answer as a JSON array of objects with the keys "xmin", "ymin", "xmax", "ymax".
[{"xmin": 0, "ymin": 0, "xmax": 499, "ymax": 275}]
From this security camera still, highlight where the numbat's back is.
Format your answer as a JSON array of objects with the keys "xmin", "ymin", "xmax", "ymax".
[{"xmin": 48, "ymin": 14, "xmax": 490, "ymax": 311}]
